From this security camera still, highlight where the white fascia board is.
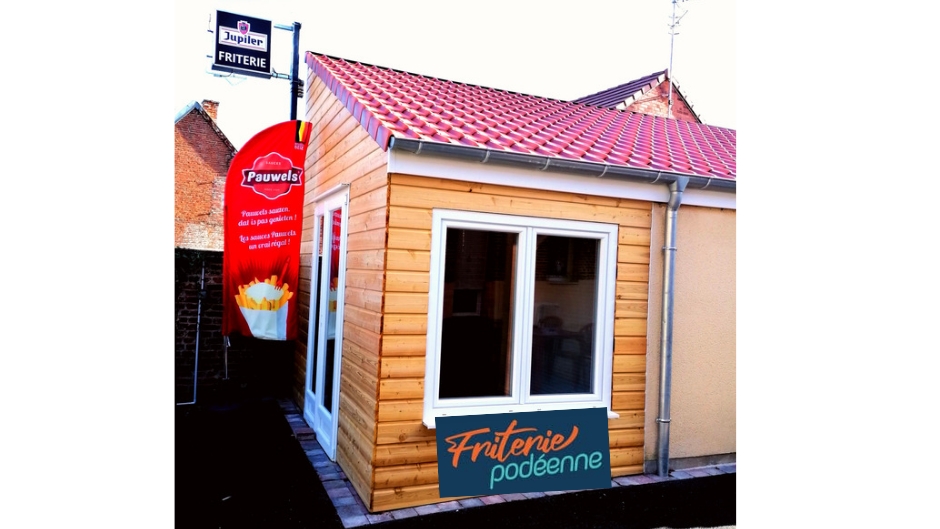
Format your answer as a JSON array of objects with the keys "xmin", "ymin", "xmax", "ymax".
[
  {"xmin": 388, "ymin": 150, "xmax": 735, "ymax": 210},
  {"xmin": 683, "ymin": 188, "xmax": 737, "ymax": 209}
]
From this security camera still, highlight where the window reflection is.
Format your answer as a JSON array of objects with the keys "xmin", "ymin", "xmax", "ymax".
[{"xmin": 438, "ymin": 229, "xmax": 515, "ymax": 399}]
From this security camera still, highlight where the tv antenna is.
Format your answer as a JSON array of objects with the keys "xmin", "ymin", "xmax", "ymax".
[{"xmin": 667, "ymin": 0, "xmax": 689, "ymax": 119}]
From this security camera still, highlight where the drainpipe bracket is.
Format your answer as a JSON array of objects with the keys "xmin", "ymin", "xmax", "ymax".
[
  {"xmin": 674, "ymin": 175, "xmax": 690, "ymax": 192},
  {"xmin": 656, "ymin": 418, "xmax": 671, "ymax": 423}
]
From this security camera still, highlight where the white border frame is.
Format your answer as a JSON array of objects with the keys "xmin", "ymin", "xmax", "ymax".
[
  {"xmin": 303, "ymin": 185, "xmax": 349, "ymax": 460},
  {"xmin": 422, "ymin": 209, "xmax": 618, "ymax": 428}
]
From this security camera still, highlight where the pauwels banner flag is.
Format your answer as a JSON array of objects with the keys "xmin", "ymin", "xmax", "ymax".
[{"xmin": 223, "ymin": 120, "xmax": 312, "ymax": 341}]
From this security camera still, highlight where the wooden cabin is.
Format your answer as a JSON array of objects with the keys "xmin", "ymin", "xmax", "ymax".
[{"xmin": 292, "ymin": 52, "xmax": 736, "ymax": 512}]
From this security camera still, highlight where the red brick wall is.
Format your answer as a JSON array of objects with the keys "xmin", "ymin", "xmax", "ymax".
[
  {"xmin": 626, "ymin": 80, "xmax": 701, "ymax": 123},
  {"xmin": 174, "ymin": 111, "xmax": 231, "ymax": 250}
]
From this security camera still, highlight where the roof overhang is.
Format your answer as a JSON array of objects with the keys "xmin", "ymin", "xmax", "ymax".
[{"xmin": 387, "ymin": 138, "xmax": 735, "ymax": 210}]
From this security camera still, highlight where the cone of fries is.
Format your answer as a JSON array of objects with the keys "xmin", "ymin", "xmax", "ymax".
[{"xmin": 235, "ymin": 275, "xmax": 293, "ymax": 340}]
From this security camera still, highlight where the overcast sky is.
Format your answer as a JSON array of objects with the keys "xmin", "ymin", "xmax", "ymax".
[{"xmin": 175, "ymin": 0, "xmax": 736, "ymax": 148}]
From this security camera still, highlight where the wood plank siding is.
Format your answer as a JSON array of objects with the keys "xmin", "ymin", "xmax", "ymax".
[
  {"xmin": 297, "ymin": 72, "xmax": 653, "ymax": 512},
  {"xmin": 297, "ymin": 72, "xmax": 389, "ymax": 508},
  {"xmin": 370, "ymin": 174, "xmax": 651, "ymax": 511}
]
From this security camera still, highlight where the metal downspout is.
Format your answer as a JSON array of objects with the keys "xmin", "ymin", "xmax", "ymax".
[
  {"xmin": 657, "ymin": 176, "xmax": 688, "ymax": 476},
  {"xmin": 177, "ymin": 259, "xmax": 205, "ymax": 406}
]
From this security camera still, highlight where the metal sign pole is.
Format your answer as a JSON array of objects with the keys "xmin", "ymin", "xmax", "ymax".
[
  {"xmin": 209, "ymin": 13, "xmax": 302, "ymax": 120},
  {"xmin": 291, "ymin": 22, "xmax": 301, "ymax": 120},
  {"xmin": 274, "ymin": 22, "xmax": 302, "ymax": 121}
]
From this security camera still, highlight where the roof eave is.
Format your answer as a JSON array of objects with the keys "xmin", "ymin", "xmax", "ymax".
[
  {"xmin": 388, "ymin": 137, "xmax": 735, "ymax": 193},
  {"xmin": 174, "ymin": 101, "xmax": 200, "ymax": 124}
]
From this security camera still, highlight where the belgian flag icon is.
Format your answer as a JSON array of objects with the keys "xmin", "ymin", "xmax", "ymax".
[{"xmin": 294, "ymin": 120, "xmax": 311, "ymax": 149}]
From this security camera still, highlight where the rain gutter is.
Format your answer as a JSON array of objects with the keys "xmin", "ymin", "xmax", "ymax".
[{"xmin": 387, "ymin": 137, "xmax": 735, "ymax": 193}]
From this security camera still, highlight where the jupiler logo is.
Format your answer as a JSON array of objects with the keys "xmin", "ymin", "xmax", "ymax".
[{"xmin": 218, "ymin": 25, "xmax": 268, "ymax": 52}]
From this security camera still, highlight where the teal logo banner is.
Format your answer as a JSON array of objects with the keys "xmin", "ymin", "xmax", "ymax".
[{"xmin": 435, "ymin": 408, "xmax": 611, "ymax": 497}]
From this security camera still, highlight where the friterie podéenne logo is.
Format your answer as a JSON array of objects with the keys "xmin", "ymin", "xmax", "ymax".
[
  {"xmin": 434, "ymin": 409, "xmax": 611, "ymax": 497},
  {"xmin": 241, "ymin": 152, "xmax": 303, "ymax": 200}
]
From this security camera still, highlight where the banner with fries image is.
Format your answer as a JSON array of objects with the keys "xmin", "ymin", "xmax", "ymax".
[
  {"xmin": 235, "ymin": 274, "xmax": 294, "ymax": 340},
  {"xmin": 222, "ymin": 120, "xmax": 311, "ymax": 340}
]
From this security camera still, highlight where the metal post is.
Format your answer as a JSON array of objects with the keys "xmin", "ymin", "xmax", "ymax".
[
  {"xmin": 274, "ymin": 21, "xmax": 302, "ymax": 120},
  {"xmin": 290, "ymin": 22, "xmax": 301, "ymax": 120},
  {"xmin": 177, "ymin": 259, "xmax": 205, "ymax": 406},
  {"xmin": 668, "ymin": 0, "xmax": 676, "ymax": 119}
]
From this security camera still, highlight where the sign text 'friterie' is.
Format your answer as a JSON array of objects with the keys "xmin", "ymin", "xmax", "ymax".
[
  {"xmin": 434, "ymin": 408, "xmax": 611, "ymax": 497},
  {"xmin": 212, "ymin": 10, "xmax": 272, "ymax": 78}
]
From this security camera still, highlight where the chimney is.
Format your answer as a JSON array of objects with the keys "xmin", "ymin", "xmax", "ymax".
[{"xmin": 201, "ymin": 100, "xmax": 219, "ymax": 121}]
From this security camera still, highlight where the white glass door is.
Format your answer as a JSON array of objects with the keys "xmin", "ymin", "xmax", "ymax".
[{"xmin": 303, "ymin": 187, "xmax": 347, "ymax": 460}]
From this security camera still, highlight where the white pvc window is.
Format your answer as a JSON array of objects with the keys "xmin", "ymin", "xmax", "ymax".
[{"xmin": 422, "ymin": 209, "xmax": 618, "ymax": 428}]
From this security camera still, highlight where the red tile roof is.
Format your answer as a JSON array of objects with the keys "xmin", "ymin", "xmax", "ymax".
[
  {"xmin": 573, "ymin": 70, "xmax": 702, "ymax": 124},
  {"xmin": 305, "ymin": 53, "xmax": 735, "ymax": 180},
  {"xmin": 573, "ymin": 69, "xmax": 669, "ymax": 108}
]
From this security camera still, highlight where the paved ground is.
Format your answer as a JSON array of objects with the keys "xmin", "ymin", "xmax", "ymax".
[{"xmin": 176, "ymin": 396, "xmax": 735, "ymax": 528}]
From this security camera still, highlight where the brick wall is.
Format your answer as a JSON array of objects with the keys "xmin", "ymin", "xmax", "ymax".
[
  {"xmin": 626, "ymin": 80, "xmax": 700, "ymax": 123},
  {"xmin": 175, "ymin": 249, "xmax": 295, "ymax": 404},
  {"xmin": 174, "ymin": 109, "xmax": 231, "ymax": 250}
]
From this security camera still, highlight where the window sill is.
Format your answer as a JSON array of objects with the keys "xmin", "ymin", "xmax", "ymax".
[{"xmin": 423, "ymin": 408, "xmax": 619, "ymax": 430}]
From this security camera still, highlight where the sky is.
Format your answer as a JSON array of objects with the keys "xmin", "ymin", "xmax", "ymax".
[{"xmin": 175, "ymin": 0, "xmax": 736, "ymax": 149}]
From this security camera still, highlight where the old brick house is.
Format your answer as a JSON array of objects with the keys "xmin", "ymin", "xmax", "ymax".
[
  {"xmin": 175, "ymin": 99, "xmax": 231, "ymax": 251},
  {"xmin": 174, "ymin": 100, "xmax": 267, "ymax": 404},
  {"xmin": 573, "ymin": 69, "xmax": 702, "ymax": 123}
]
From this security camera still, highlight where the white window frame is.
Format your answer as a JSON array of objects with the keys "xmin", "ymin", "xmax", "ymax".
[{"xmin": 422, "ymin": 209, "xmax": 619, "ymax": 428}]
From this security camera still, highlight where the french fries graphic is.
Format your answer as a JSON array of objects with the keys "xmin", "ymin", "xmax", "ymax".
[{"xmin": 235, "ymin": 275, "xmax": 293, "ymax": 311}]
